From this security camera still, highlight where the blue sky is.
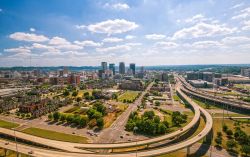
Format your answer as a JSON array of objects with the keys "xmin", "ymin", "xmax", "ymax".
[{"xmin": 0, "ymin": 0, "xmax": 250, "ymax": 66}]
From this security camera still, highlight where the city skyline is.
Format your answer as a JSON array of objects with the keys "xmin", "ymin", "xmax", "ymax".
[{"xmin": 1, "ymin": 0, "xmax": 250, "ymax": 67}]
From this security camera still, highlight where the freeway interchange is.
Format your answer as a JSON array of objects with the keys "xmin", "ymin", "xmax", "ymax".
[{"xmin": 0, "ymin": 77, "xmax": 216, "ymax": 157}]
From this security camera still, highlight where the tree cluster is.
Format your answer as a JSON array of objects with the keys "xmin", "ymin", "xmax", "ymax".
[
  {"xmin": 125, "ymin": 111, "xmax": 169, "ymax": 136},
  {"xmin": 86, "ymin": 101, "xmax": 106, "ymax": 129}
]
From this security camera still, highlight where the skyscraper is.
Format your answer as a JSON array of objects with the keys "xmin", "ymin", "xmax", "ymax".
[
  {"xmin": 109, "ymin": 63, "xmax": 115, "ymax": 75},
  {"xmin": 101, "ymin": 62, "xmax": 107, "ymax": 71},
  {"xmin": 129, "ymin": 63, "xmax": 136, "ymax": 75},
  {"xmin": 119, "ymin": 62, "xmax": 125, "ymax": 74}
]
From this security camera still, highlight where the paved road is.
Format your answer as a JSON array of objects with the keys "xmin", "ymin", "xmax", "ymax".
[{"xmin": 96, "ymin": 82, "xmax": 154, "ymax": 143}]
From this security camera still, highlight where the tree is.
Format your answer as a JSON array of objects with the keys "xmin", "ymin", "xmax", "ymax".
[
  {"xmin": 226, "ymin": 139, "xmax": 237, "ymax": 150},
  {"xmin": 63, "ymin": 90, "xmax": 69, "ymax": 96},
  {"xmin": 60, "ymin": 114, "xmax": 66, "ymax": 122},
  {"xmin": 217, "ymin": 131, "xmax": 222, "ymax": 137},
  {"xmin": 157, "ymin": 123, "xmax": 167, "ymax": 134},
  {"xmin": 96, "ymin": 117, "xmax": 104, "ymax": 129},
  {"xmin": 76, "ymin": 97, "xmax": 82, "ymax": 103},
  {"xmin": 215, "ymin": 137, "xmax": 222, "ymax": 146},
  {"xmin": 112, "ymin": 93, "xmax": 118, "ymax": 100},
  {"xmin": 226, "ymin": 129, "xmax": 233, "ymax": 137},
  {"xmin": 223, "ymin": 124, "xmax": 228, "ymax": 132},
  {"xmin": 93, "ymin": 102, "xmax": 106, "ymax": 115},
  {"xmin": 72, "ymin": 91, "xmax": 78, "ymax": 97},
  {"xmin": 172, "ymin": 111, "xmax": 187, "ymax": 127},
  {"xmin": 79, "ymin": 116, "xmax": 88, "ymax": 127},
  {"xmin": 66, "ymin": 114, "xmax": 74, "ymax": 123},
  {"xmin": 143, "ymin": 111, "xmax": 155, "ymax": 119},
  {"xmin": 241, "ymin": 145, "xmax": 250, "ymax": 156},
  {"xmin": 83, "ymin": 92, "xmax": 89, "ymax": 97},
  {"xmin": 48, "ymin": 113, "xmax": 53, "ymax": 121},
  {"xmin": 155, "ymin": 101, "xmax": 160, "ymax": 106},
  {"xmin": 53, "ymin": 112, "xmax": 60, "ymax": 121}
]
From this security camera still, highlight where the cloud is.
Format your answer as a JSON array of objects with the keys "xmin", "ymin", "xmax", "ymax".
[
  {"xmin": 184, "ymin": 14, "xmax": 206, "ymax": 23},
  {"xmin": 4, "ymin": 47, "xmax": 31, "ymax": 53},
  {"xmin": 0, "ymin": 9, "xmax": 2, "ymax": 12},
  {"xmin": 154, "ymin": 41, "xmax": 178, "ymax": 49},
  {"xmin": 103, "ymin": 37, "xmax": 123, "ymax": 43},
  {"xmin": 230, "ymin": 3, "xmax": 244, "ymax": 9},
  {"xmin": 232, "ymin": 7, "xmax": 250, "ymax": 20},
  {"xmin": 191, "ymin": 40, "xmax": 222, "ymax": 48},
  {"xmin": 30, "ymin": 28, "xmax": 36, "ymax": 32},
  {"xmin": 242, "ymin": 20, "xmax": 250, "ymax": 30},
  {"xmin": 75, "ymin": 25, "xmax": 86, "ymax": 29},
  {"xmin": 145, "ymin": 34, "xmax": 166, "ymax": 40},
  {"xmin": 87, "ymin": 19, "xmax": 138, "ymax": 35},
  {"xmin": 96, "ymin": 45, "xmax": 131, "ymax": 52},
  {"xmin": 221, "ymin": 36, "xmax": 250, "ymax": 45},
  {"xmin": 104, "ymin": 3, "xmax": 130, "ymax": 10},
  {"xmin": 74, "ymin": 40, "xmax": 102, "ymax": 47},
  {"xmin": 49, "ymin": 36, "xmax": 70, "ymax": 45},
  {"xmin": 49, "ymin": 37, "xmax": 83, "ymax": 50},
  {"xmin": 125, "ymin": 35, "xmax": 136, "ymax": 40},
  {"xmin": 173, "ymin": 22, "xmax": 236, "ymax": 39},
  {"xmin": 9, "ymin": 32, "xmax": 49, "ymax": 42}
]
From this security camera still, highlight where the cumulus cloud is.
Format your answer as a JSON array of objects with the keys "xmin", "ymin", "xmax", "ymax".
[
  {"xmin": 9, "ymin": 32, "xmax": 49, "ymax": 42},
  {"xmin": 96, "ymin": 45, "xmax": 131, "ymax": 52},
  {"xmin": 232, "ymin": 7, "xmax": 250, "ymax": 20},
  {"xmin": 145, "ymin": 34, "xmax": 166, "ymax": 40},
  {"xmin": 49, "ymin": 36, "xmax": 70, "ymax": 45},
  {"xmin": 4, "ymin": 47, "xmax": 31, "ymax": 53},
  {"xmin": 104, "ymin": 3, "xmax": 130, "ymax": 10},
  {"xmin": 30, "ymin": 28, "xmax": 36, "ymax": 32},
  {"xmin": 74, "ymin": 40, "xmax": 102, "ymax": 47},
  {"xmin": 184, "ymin": 14, "xmax": 206, "ymax": 23},
  {"xmin": 103, "ymin": 37, "xmax": 123, "ymax": 43},
  {"xmin": 230, "ymin": 3, "xmax": 244, "ymax": 9},
  {"xmin": 173, "ymin": 22, "xmax": 236, "ymax": 39},
  {"xmin": 75, "ymin": 25, "xmax": 86, "ymax": 29},
  {"xmin": 86, "ymin": 19, "xmax": 138, "ymax": 35},
  {"xmin": 49, "ymin": 37, "xmax": 83, "ymax": 50},
  {"xmin": 242, "ymin": 20, "xmax": 250, "ymax": 30},
  {"xmin": 191, "ymin": 41, "xmax": 222, "ymax": 48},
  {"xmin": 221, "ymin": 36, "xmax": 250, "ymax": 45},
  {"xmin": 125, "ymin": 35, "xmax": 136, "ymax": 40},
  {"xmin": 154, "ymin": 41, "xmax": 178, "ymax": 49}
]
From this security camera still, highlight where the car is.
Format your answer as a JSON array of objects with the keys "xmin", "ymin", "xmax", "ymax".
[{"xmin": 72, "ymin": 132, "xmax": 76, "ymax": 134}]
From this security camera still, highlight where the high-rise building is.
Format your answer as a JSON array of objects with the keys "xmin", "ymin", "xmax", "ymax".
[
  {"xmin": 119, "ymin": 62, "xmax": 125, "ymax": 74},
  {"xmin": 129, "ymin": 63, "xmax": 136, "ymax": 75},
  {"xmin": 109, "ymin": 63, "xmax": 115, "ymax": 75},
  {"xmin": 101, "ymin": 62, "xmax": 108, "ymax": 71},
  {"xmin": 241, "ymin": 68, "xmax": 250, "ymax": 77}
]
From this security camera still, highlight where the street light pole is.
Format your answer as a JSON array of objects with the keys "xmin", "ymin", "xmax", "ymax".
[
  {"xmin": 12, "ymin": 118, "xmax": 18, "ymax": 157},
  {"xmin": 133, "ymin": 126, "xmax": 138, "ymax": 157}
]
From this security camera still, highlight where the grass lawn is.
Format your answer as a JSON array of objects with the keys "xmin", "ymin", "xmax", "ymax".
[
  {"xmin": 173, "ymin": 94, "xmax": 181, "ymax": 102},
  {"xmin": 192, "ymin": 98, "xmax": 220, "ymax": 109},
  {"xmin": 234, "ymin": 84, "xmax": 250, "ymax": 90},
  {"xmin": 0, "ymin": 148, "xmax": 29, "ymax": 157},
  {"xmin": 118, "ymin": 91, "xmax": 140, "ymax": 102},
  {"xmin": 22, "ymin": 127, "xmax": 88, "ymax": 143},
  {"xmin": 0, "ymin": 120, "xmax": 19, "ymax": 129},
  {"xmin": 63, "ymin": 106, "xmax": 79, "ymax": 113},
  {"xmin": 212, "ymin": 118, "xmax": 250, "ymax": 151}
]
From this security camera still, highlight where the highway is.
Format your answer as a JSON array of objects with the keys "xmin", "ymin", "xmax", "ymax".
[
  {"xmin": 178, "ymin": 76, "xmax": 250, "ymax": 111},
  {"xmin": 0, "ymin": 79, "xmax": 213, "ymax": 157}
]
